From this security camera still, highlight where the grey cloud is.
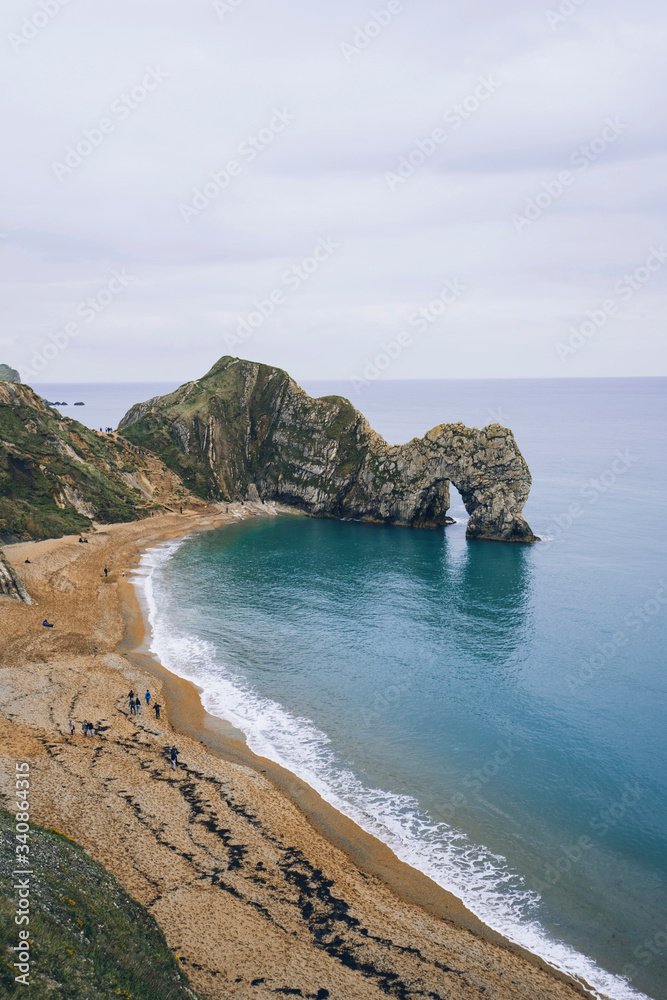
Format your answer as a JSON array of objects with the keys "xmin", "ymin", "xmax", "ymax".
[{"xmin": 1, "ymin": 0, "xmax": 666, "ymax": 381}]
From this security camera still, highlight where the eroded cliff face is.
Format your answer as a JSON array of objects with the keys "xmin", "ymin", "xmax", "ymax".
[
  {"xmin": 0, "ymin": 551, "xmax": 30, "ymax": 602},
  {"xmin": 120, "ymin": 357, "xmax": 537, "ymax": 542}
]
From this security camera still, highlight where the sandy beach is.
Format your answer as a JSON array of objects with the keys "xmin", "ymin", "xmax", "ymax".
[{"xmin": 0, "ymin": 507, "xmax": 598, "ymax": 1000}]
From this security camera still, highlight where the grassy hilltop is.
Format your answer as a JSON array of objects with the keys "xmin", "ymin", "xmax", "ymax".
[{"xmin": 0, "ymin": 382, "xmax": 191, "ymax": 542}]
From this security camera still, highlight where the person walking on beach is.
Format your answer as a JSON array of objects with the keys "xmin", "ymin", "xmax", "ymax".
[
  {"xmin": 104, "ymin": 566, "xmax": 108, "ymax": 577},
  {"xmin": 135, "ymin": 697, "xmax": 141, "ymax": 715},
  {"xmin": 170, "ymin": 746, "xmax": 179, "ymax": 770},
  {"xmin": 87, "ymin": 722, "xmax": 94, "ymax": 737},
  {"xmin": 153, "ymin": 702, "xmax": 161, "ymax": 720},
  {"xmin": 145, "ymin": 689, "xmax": 151, "ymax": 706},
  {"xmin": 129, "ymin": 696, "xmax": 136, "ymax": 715},
  {"xmin": 82, "ymin": 720, "xmax": 88, "ymax": 736},
  {"xmin": 68, "ymin": 718, "xmax": 75, "ymax": 736}
]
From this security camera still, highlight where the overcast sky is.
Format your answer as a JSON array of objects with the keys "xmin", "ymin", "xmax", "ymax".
[{"xmin": 2, "ymin": 0, "xmax": 666, "ymax": 385}]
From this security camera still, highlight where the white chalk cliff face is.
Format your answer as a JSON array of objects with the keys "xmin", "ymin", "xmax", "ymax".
[
  {"xmin": 120, "ymin": 356, "xmax": 538, "ymax": 543},
  {"xmin": 0, "ymin": 551, "xmax": 30, "ymax": 602}
]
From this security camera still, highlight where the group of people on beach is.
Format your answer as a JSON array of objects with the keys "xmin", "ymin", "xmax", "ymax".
[
  {"xmin": 69, "ymin": 719, "xmax": 94, "ymax": 737},
  {"xmin": 128, "ymin": 689, "xmax": 161, "ymax": 720},
  {"xmin": 66, "ymin": 691, "xmax": 177, "ymax": 769},
  {"xmin": 127, "ymin": 690, "xmax": 177, "ymax": 768}
]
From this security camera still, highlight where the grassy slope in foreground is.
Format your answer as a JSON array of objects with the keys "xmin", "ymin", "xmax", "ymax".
[{"xmin": 0, "ymin": 808, "xmax": 201, "ymax": 1000}]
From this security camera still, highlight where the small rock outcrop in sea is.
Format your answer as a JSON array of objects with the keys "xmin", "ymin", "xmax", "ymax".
[
  {"xmin": 0, "ymin": 364, "xmax": 21, "ymax": 383},
  {"xmin": 120, "ymin": 356, "xmax": 538, "ymax": 542},
  {"xmin": 0, "ymin": 550, "xmax": 30, "ymax": 602}
]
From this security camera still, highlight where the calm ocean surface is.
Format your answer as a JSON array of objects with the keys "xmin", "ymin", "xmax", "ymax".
[{"xmin": 37, "ymin": 378, "xmax": 667, "ymax": 999}]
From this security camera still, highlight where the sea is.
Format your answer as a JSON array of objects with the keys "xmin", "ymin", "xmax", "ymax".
[{"xmin": 34, "ymin": 377, "xmax": 667, "ymax": 1000}]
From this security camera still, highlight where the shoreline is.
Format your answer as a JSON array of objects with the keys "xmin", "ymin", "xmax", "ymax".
[
  {"xmin": 123, "ymin": 531, "xmax": 519, "ymax": 939},
  {"xmin": 0, "ymin": 509, "xmax": 600, "ymax": 1000},
  {"xmin": 120, "ymin": 513, "xmax": 602, "ymax": 997}
]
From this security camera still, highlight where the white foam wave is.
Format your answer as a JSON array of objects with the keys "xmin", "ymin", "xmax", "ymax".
[{"xmin": 133, "ymin": 541, "xmax": 652, "ymax": 1000}]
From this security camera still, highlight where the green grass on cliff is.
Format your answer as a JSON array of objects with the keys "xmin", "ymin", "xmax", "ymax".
[
  {"xmin": 123, "ymin": 418, "xmax": 220, "ymax": 501},
  {"xmin": 0, "ymin": 389, "xmax": 155, "ymax": 541},
  {"xmin": 121, "ymin": 358, "xmax": 286, "ymax": 500},
  {"xmin": 0, "ymin": 808, "xmax": 201, "ymax": 1000},
  {"xmin": 121, "ymin": 360, "xmax": 375, "ymax": 506}
]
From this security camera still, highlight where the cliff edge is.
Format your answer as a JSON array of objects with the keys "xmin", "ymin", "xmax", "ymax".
[{"xmin": 120, "ymin": 356, "xmax": 537, "ymax": 543}]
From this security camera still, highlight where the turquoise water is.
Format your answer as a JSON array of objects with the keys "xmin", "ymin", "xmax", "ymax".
[{"xmin": 134, "ymin": 377, "xmax": 665, "ymax": 1000}]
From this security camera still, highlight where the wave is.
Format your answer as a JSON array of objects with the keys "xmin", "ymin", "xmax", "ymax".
[{"xmin": 133, "ymin": 539, "xmax": 652, "ymax": 1000}]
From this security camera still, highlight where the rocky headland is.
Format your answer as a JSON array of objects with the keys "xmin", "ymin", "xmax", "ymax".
[
  {"xmin": 0, "ymin": 356, "xmax": 536, "ymax": 548},
  {"xmin": 120, "ymin": 356, "xmax": 537, "ymax": 542},
  {"xmin": 0, "ymin": 363, "xmax": 21, "ymax": 384}
]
